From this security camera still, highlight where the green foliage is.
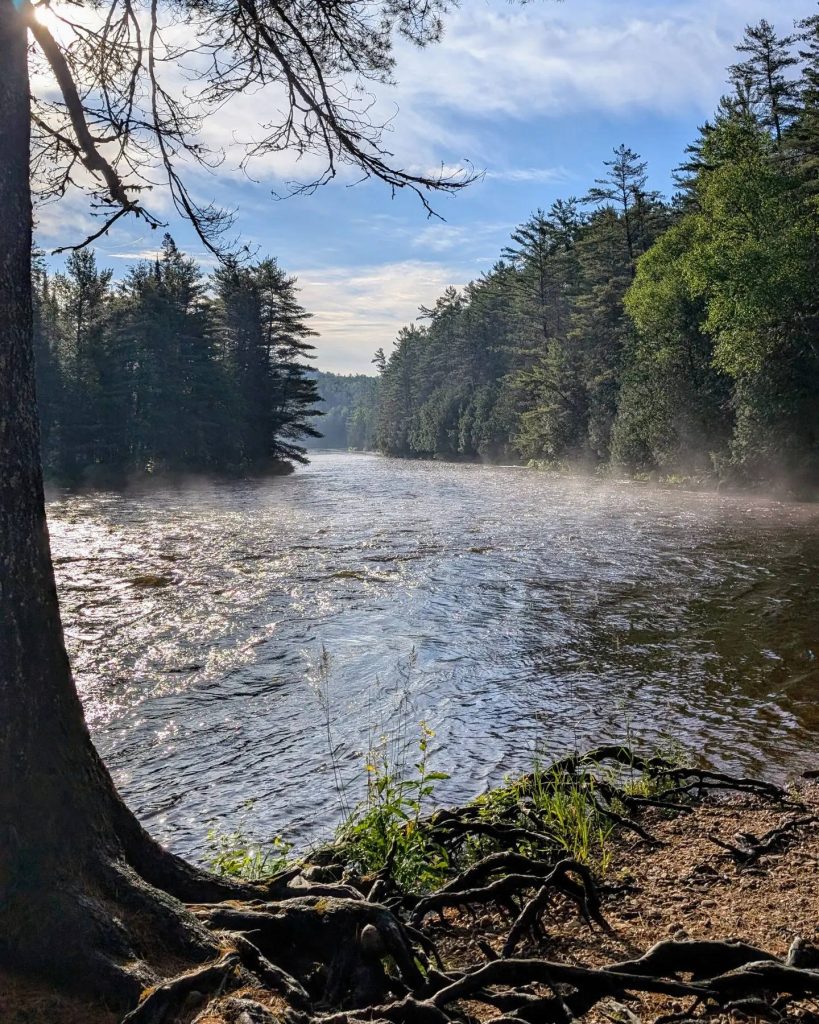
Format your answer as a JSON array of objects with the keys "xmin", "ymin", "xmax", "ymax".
[
  {"xmin": 333, "ymin": 743, "xmax": 689, "ymax": 891},
  {"xmin": 617, "ymin": 218, "xmax": 732, "ymax": 474},
  {"xmin": 203, "ymin": 735, "xmax": 689, "ymax": 891},
  {"xmin": 473, "ymin": 767, "xmax": 616, "ymax": 872},
  {"xmin": 371, "ymin": 13, "xmax": 819, "ymax": 494},
  {"xmin": 33, "ymin": 236, "xmax": 321, "ymax": 483},
  {"xmin": 334, "ymin": 722, "xmax": 451, "ymax": 893},
  {"xmin": 728, "ymin": 18, "xmax": 798, "ymax": 146},
  {"xmin": 206, "ymin": 804, "xmax": 294, "ymax": 882},
  {"xmin": 375, "ymin": 158, "xmax": 671, "ymax": 470},
  {"xmin": 625, "ymin": 105, "xmax": 819, "ymax": 488}
]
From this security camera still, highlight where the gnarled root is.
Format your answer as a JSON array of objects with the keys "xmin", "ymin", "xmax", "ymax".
[
  {"xmin": 502, "ymin": 860, "xmax": 608, "ymax": 955},
  {"xmin": 196, "ymin": 895, "xmax": 425, "ymax": 1008},
  {"xmin": 120, "ymin": 954, "xmax": 245, "ymax": 1024},
  {"xmin": 9, "ymin": 745, "xmax": 809, "ymax": 1024},
  {"xmin": 411, "ymin": 856, "xmax": 606, "ymax": 954},
  {"xmin": 362, "ymin": 941, "xmax": 819, "ymax": 1024},
  {"xmin": 707, "ymin": 815, "xmax": 818, "ymax": 866}
]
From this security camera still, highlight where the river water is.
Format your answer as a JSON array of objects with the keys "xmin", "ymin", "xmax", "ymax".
[{"xmin": 47, "ymin": 451, "xmax": 819, "ymax": 859}]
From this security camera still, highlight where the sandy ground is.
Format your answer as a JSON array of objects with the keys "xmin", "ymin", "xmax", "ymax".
[{"xmin": 430, "ymin": 784, "xmax": 819, "ymax": 1023}]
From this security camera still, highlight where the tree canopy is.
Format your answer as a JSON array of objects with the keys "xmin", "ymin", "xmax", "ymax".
[
  {"xmin": 33, "ymin": 238, "xmax": 322, "ymax": 483},
  {"xmin": 370, "ymin": 12, "xmax": 819, "ymax": 493}
]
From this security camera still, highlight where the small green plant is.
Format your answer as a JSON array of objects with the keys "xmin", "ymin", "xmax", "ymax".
[
  {"xmin": 205, "ymin": 802, "xmax": 293, "ymax": 881},
  {"xmin": 309, "ymin": 645, "xmax": 351, "ymax": 820},
  {"xmin": 621, "ymin": 738, "xmax": 689, "ymax": 801},
  {"xmin": 531, "ymin": 768, "xmax": 616, "ymax": 866},
  {"xmin": 335, "ymin": 722, "xmax": 450, "ymax": 892}
]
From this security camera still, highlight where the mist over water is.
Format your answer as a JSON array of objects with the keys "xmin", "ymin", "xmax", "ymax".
[{"xmin": 48, "ymin": 451, "xmax": 819, "ymax": 860}]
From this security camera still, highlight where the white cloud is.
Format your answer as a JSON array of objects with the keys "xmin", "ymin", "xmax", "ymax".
[
  {"xmin": 389, "ymin": 0, "xmax": 808, "ymax": 126},
  {"xmin": 145, "ymin": 0, "xmax": 809, "ymax": 190},
  {"xmin": 409, "ymin": 220, "xmax": 509, "ymax": 254},
  {"xmin": 486, "ymin": 167, "xmax": 572, "ymax": 184},
  {"xmin": 32, "ymin": 0, "xmax": 810, "ymax": 368},
  {"xmin": 106, "ymin": 250, "xmax": 166, "ymax": 261},
  {"xmin": 293, "ymin": 260, "xmax": 471, "ymax": 372}
]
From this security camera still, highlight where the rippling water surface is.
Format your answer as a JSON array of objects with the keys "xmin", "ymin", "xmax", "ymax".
[{"xmin": 48, "ymin": 452, "xmax": 819, "ymax": 859}]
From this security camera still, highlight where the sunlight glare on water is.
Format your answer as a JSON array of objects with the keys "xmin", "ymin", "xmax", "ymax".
[{"xmin": 47, "ymin": 452, "xmax": 819, "ymax": 859}]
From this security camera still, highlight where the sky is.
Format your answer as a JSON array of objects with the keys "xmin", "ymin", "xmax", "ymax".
[{"xmin": 35, "ymin": 0, "xmax": 814, "ymax": 373}]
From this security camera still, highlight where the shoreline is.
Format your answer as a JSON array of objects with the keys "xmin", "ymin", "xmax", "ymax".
[
  {"xmin": 3, "ymin": 749, "xmax": 818, "ymax": 1024},
  {"xmin": 45, "ymin": 447, "xmax": 819, "ymax": 504}
]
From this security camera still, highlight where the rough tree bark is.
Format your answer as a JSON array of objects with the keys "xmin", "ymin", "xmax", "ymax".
[{"xmin": 0, "ymin": 2, "xmax": 258, "ymax": 1007}]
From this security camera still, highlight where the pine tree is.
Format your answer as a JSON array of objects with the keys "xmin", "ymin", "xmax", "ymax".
[
  {"xmin": 584, "ymin": 145, "xmax": 661, "ymax": 272},
  {"xmin": 52, "ymin": 249, "xmax": 113, "ymax": 478},
  {"xmin": 729, "ymin": 19, "xmax": 798, "ymax": 147},
  {"xmin": 789, "ymin": 14, "xmax": 819, "ymax": 190},
  {"xmin": 214, "ymin": 258, "xmax": 321, "ymax": 469},
  {"xmin": 29, "ymin": 238, "xmax": 328, "ymax": 481},
  {"xmin": 31, "ymin": 254, "xmax": 63, "ymax": 473}
]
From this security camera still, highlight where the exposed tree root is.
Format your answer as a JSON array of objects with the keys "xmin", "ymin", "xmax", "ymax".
[
  {"xmin": 7, "ymin": 749, "xmax": 815, "ymax": 1024},
  {"xmin": 228, "ymin": 933, "xmax": 312, "ymax": 1009},
  {"xmin": 107, "ymin": 755, "xmax": 815, "ymax": 1024},
  {"xmin": 502, "ymin": 860, "xmax": 609, "ymax": 956},
  {"xmin": 653, "ymin": 768, "xmax": 789, "ymax": 804},
  {"xmin": 706, "ymin": 815, "xmax": 818, "ymax": 866},
  {"xmin": 411, "ymin": 857, "xmax": 606, "ymax": 952},
  {"xmin": 427, "ymin": 810, "xmax": 559, "ymax": 851},
  {"xmin": 119, "ymin": 954, "xmax": 245, "ymax": 1024},
  {"xmin": 195, "ymin": 895, "xmax": 426, "ymax": 1007}
]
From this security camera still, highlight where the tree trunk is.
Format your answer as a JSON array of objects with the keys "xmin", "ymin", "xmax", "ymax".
[{"xmin": 0, "ymin": 2, "xmax": 254, "ymax": 1007}]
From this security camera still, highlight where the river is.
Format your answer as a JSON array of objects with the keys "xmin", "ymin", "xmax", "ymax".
[{"xmin": 47, "ymin": 451, "xmax": 819, "ymax": 860}]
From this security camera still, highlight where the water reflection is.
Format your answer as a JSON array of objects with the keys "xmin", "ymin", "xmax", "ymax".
[{"xmin": 47, "ymin": 453, "xmax": 819, "ymax": 859}]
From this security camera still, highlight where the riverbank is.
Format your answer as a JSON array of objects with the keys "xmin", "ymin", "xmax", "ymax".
[
  {"xmin": 42, "ymin": 443, "xmax": 819, "ymax": 504},
  {"xmin": 403, "ymin": 452, "xmax": 819, "ymax": 504},
  {"xmin": 43, "ymin": 458, "xmax": 295, "ymax": 497},
  {"xmin": 432, "ymin": 782, "xmax": 819, "ymax": 1022},
  {"xmin": 3, "ymin": 749, "xmax": 818, "ymax": 1024}
]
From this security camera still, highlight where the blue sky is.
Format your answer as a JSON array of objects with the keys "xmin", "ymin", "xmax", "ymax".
[{"xmin": 36, "ymin": 0, "xmax": 814, "ymax": 372}]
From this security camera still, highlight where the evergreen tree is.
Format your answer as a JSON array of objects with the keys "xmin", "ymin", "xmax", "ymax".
[
  {"xmin": 31, "ymin": 254, "xmax": 63, "ymax": 473},
  {"xmin": 372, "ymin": 19, "xmax": 819, "ymax": 492},
  {"xmin": 788, "ymin": 13, "xmax": 819, "ymax": 190},
  {"xmin": 214, "ymin": 257, "xmax": 321, "ymax": 468},
  {"xmin": 729, "ymin": 18, "xmax": 799, "ymax": 147},
  {"xmin": 53, "ymin": 249, "xmax": 113, "ymax": 477},
  {"xmin": 584, "ymin": 145, "xmax": 662, "ymax": 271},
  {"xmin": 308, "ymin": 372, "xmax": 379, "ymax": 450},
  {"xmin": 31, "ymin": 240, "xmax": 324, "ymax": 480}
]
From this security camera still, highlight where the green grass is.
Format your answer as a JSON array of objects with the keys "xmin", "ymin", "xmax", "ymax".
[
  {"xmin": 205, "ymin": 734, "xmax": 687, "ymax": 890},
  {"xmin": 470, "ymin": 766, "xmax": 616, "ymax": 873},
  {"xmin": 205, "ymin": 801, "xmax": 293, "ymax": 881}
]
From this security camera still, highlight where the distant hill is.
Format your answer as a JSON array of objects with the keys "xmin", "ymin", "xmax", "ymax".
[{"xmin": 308, "ymin": 370, "xmax": 379, "ymax": 450}]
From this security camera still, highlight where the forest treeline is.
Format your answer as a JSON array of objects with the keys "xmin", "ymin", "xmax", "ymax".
[
  {"xmin": 371, "ymin": 15, "xmax": 819, "ymax": 492},
  {"xmin": 304, "ymin": 372, "xmax": 378, "ymax": 450},
  {"xmin": 34, "ymin": 234, "xmax": 321, "ymax": 484},
  {"xmin": 34, "ymin": 15, "xmax": 819, "ymax": 492}
]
